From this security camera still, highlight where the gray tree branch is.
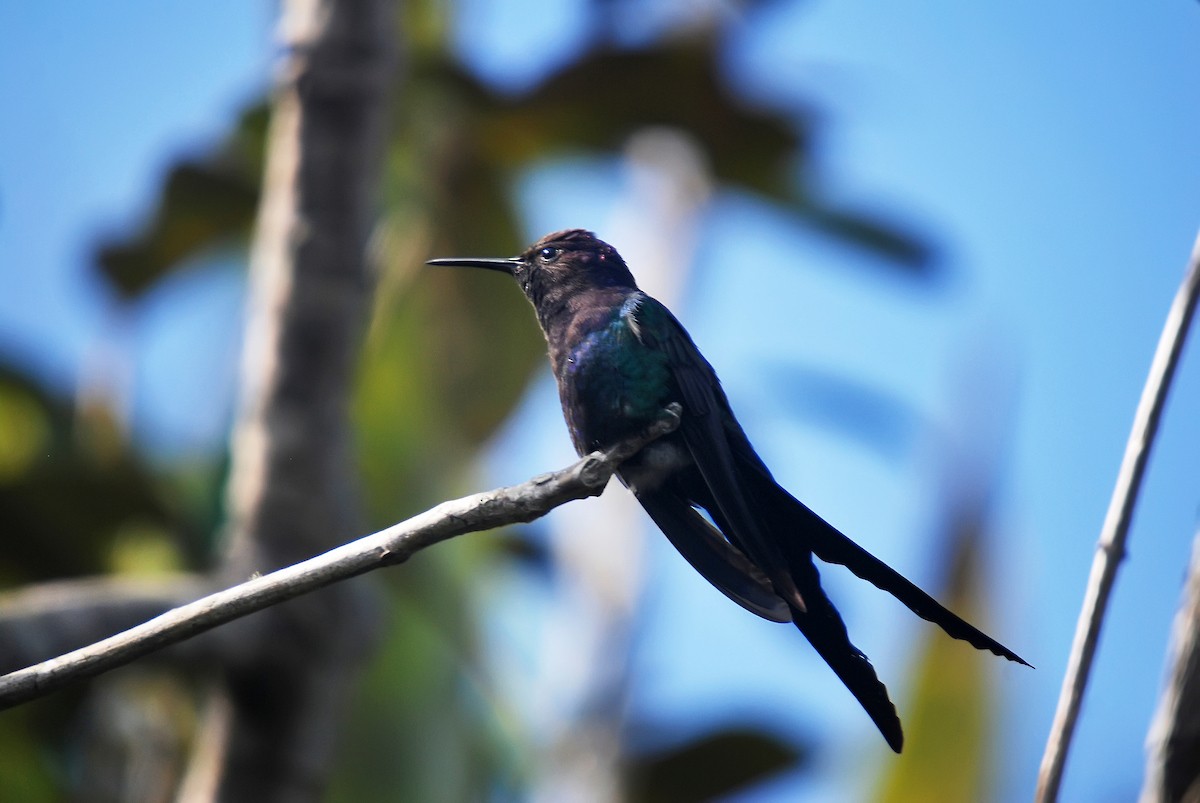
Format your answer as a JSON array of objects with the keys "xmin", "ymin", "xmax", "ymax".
[
  {"xmin": 0, "ymin": 403, "xmax": 680, "ymax": 712},
  {"xmin": 1036, "ymin": 228, "xmax": 1200, "ymax": 803}
]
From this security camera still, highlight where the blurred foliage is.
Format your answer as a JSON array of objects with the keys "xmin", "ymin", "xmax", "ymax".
[
  {"xmin": 328, "ymin": 560, "xmax": 512, "ymax": 803},
  {"xmin": 95, "ymin": 104, "xmax": 268, "ymax": 299},
  {"xmin": 626, "ymin": 725, "xmax": 808, "ymax": 803},
  {"xmin": 0, "ymin": 0, "xmax": 963, "ymax": 800},
  {"xmin": 0, "ymin": 704, "xmax": 62, "ymax": 802},
  {"xmin": 0, "ymin": 363, "xmax": 208, "ymax": 799},
  {"xmin": 0, "ymin": 364, "xmax": 198, "ymax": 585}
]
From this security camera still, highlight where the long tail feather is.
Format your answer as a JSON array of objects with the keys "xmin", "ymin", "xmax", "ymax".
[
  {"xmin": 789, "ymin": 558, "xmax": 904, "ymax": 752},
  {"xmin": 746, "ymin": 466, "xmax": 1029, "ymax": 666}
]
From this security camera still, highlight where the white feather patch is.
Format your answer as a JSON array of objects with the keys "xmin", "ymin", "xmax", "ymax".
[{"xmin": 622, "ymin": 294, "xmax": 645, "ymax": 342}]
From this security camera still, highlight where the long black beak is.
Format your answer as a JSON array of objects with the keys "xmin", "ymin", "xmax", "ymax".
[{"xmin": 426, "ymin": 257, "xmax": 520, "ymax": 275}]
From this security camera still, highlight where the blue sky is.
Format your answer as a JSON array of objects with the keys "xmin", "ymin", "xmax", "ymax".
[
  {"xmin": 0, "ymin": 3, "xmax": 269, "ymax": 443},
  {"xmin": 2, "ymin": 2, "xmax": 1199, "ymax": 801}
]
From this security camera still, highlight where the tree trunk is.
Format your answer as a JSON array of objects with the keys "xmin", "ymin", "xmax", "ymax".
[
  {"xmin": 1142, "ymin": 528, "xmax": 1200, "ymax": 803},
  {"xmin": 181, "ymin": 1, "xmax": 398, "ymax": 800}
]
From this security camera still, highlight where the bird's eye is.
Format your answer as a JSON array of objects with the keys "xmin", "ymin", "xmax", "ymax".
[{"xmin": 538, "ymin": 246, "xmax": 560, "ymax": 262}]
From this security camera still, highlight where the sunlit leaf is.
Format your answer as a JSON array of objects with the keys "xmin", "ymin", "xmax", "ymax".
[
  {"xmin": 874, "ymin": 513, "xmax": 998, "ymax": 803},
  {"xmin": 0, "ymin": 375, "xmax": 51, "ymax": 482}
]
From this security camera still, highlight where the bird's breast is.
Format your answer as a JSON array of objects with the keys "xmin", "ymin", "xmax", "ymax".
[{"xmin": 555, "ymin": 307, "xmax": 674, "ymax": 453}]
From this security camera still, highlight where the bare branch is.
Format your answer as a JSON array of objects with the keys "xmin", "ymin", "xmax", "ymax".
[
  {"xmin": 1036, "ymin": 229, "xmax": 1200, "ymax": 802},
  {"xmin": 0, "ymin": 404, "xmax": 680, "ymax": 711}
]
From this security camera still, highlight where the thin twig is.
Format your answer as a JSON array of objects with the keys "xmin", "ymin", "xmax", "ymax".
[
  {"xmin": 1036, "ymin": 230, "xmax": 1200, "ymax": 802},
  {"xmin": 0, "ymin": 404, "xmax": 680, "ymax": 711}
]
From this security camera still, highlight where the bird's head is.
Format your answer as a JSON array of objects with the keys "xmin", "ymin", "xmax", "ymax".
[{"xmin": 427, "ymin": 229, "xmax": 639, "ymax": 312}]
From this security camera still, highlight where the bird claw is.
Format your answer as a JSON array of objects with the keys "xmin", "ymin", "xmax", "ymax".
[{"xmin": 655, "ymin": 402, "xmax": 682, "ymax": 433}]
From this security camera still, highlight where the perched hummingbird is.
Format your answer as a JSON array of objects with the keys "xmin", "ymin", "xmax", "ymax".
[{"xmin": 429, "ymin": 229, "xmax": 1026, "ymax": 752}]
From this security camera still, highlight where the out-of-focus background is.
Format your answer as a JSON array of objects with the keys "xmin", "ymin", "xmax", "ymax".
[{"xmin": 1, "ymin": 2, "xmax": 1199, "ymax": 801}]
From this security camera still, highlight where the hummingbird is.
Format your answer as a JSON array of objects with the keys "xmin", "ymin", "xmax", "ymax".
[{"xmin": 428, "ymin": 229, "xmax": 1026, "ymax": 752}]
